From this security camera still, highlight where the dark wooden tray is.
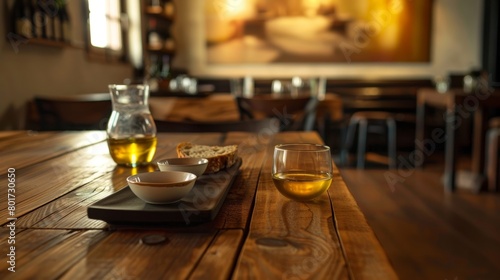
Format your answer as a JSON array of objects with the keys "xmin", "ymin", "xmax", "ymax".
[{"xmin": 87, "ymin": 158, "xmax": 241, "ymax": 225}]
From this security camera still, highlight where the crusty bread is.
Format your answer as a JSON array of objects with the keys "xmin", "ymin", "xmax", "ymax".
[{"xmin": 176, "ymin": 142, "xmax": 238, "ymax": 174}]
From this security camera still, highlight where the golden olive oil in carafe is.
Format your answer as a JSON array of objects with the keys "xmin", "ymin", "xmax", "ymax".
[
  {"xmin": 107, "ymin": 136, "xmax": 157, "ymax": 167},
  {"xmin": 272, "ymin": 171, "xmax": 332, "ymax": 201},
  {"xmin": 107, "ymin": 84, "xmax": 157, "ymax": 167}
]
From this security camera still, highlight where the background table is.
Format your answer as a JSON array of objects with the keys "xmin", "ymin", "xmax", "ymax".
[
  {"xmin": 0, "ymin": 131, "xmax": 395, "ymax": 279},
  {"xmin": 149, "ymin": 93, "xmax": 343, "ymax": 123},
  {"xmin": 416, "ymin": 88, "xmax": 500, "ymax": 192}
]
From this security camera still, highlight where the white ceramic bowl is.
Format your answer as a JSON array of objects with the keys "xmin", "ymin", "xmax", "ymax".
[
  {"xmin": 157, "ymin": 158, "xmax": 208, "ymax": 177},
  {"xmin": 126, "ymin": 171, "xmax": 197, "ymax": 204}
]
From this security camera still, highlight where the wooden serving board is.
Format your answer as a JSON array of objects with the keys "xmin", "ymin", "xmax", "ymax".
[{"xmin": 87, "ymin": 158, "xmax": 242, "ymax": 225}]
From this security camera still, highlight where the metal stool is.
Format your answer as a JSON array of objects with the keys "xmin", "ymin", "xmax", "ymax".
[
  {"xmin": 342, "ymin": 111, "xmax": 397, "ymax": 168},
  {"xmin": 485, "ymin": 117, "xmax": 500, "ymax": 192}
]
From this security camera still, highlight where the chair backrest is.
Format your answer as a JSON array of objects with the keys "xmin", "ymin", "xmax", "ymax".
[
  {"xmin": 154, "ymin": 118, "xmax": 280, "ymax": 133},
  {"xmin": 34, "ymin": 93, "xmax": 112, "ymax": 131},
  {"xmin": 235, "ymin": 95, "xmax": 318, "ymax": 131}
]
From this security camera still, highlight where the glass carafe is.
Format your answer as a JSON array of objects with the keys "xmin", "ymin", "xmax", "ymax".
[{"xmin": 106, "ymin": 84, "xmax": 157, "ymax": 167}]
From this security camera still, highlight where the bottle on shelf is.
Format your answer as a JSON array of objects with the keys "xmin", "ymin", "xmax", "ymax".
[
  {"xmin": 164, "ymin": 1, "xmax": 174, "ymax": 18},
  {"xmin": 159, "ymin": 55, "xmax": 171, "ymax": 80},
  {"xmin": 147, "ymin": 0, "xmax": 162, "ymax": 14},
  {"xmin": 12, "ymin": 0, "xmax": 33, "ymax": 38},
  {"xmin": 147, "ymin": 54, "xmax": 160, "ymax": 91},
  {"xmin": 149, "ymin": 54, "xmax": 160, "ymax": 77},
  {"xmin": 164, "ymin": 23, "xmax": 175, "ymax": 51},
  {"xmin": 53, "ymin": 2, "xmax": 62, "ymax": 41},
  {"xmin": 158, "ymin": 54, "xmax": 172, "ymax": 90},
  {"xmin": 59, "ymin": 2, "xmax": 71, "ymax": 43},
  {"xmin": 41, "ymin": 0, "xmax": 57, "ymax": 40},
  {"xmin": 164, "ymin": 37, "xmax": 175, "ymax": 52},
  {"xmin": 148, "ymin": 18, "xmax": 163, "ymax": 50},
  {"xmin": 146, "ymin": 53, "xmax": 172, "ymax": 92},
  {"xmin": 32, "ymin": 0, "xmax": 46, "ymax": 38}
]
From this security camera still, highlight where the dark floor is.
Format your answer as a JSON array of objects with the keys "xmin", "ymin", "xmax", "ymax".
[{"xmin": 339, "ymin": 152, "xmax": 500, "ymax": 280}]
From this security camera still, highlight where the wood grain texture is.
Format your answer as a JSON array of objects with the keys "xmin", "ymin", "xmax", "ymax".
[
  {"xmin": 62, "ymin": 230, "xmax": 217, "ymax": 279},
  {"xmin": 330, "ymin": 170, "xmax": 398, "ymax": 280},
  {"xmin": 342, "ymin": 167, "xmax": 500, "ymax": 279},
  {"xmin": 0, "ymin": 142, "xmax": 113, "ymax": 223},
  {"xmin": 211, "ymin": 132, "xmax": 273, "ymax": 229},
  {"xmin": 0, "ymin": 229, "xmax": 108, "ymax": 279},
  {"xmin": 0, "ymin": 130, "xmax": 25, "ymax": 140},
  {"xmin": 234, "ymin": 132, "xmax": 351, "ymax": 279},
  {"xmin": 190, "ymin": 229, "xmax": 245, "ymax": 280},
  {"xmin": 0, "ymin": 131, "xmax": 106, "ymax": 173}
]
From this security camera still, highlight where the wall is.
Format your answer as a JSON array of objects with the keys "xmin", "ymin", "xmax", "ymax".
[
  {"xmin": 0, "ymin": 0, "xmax": 133, "ymax": 130},
  {"xmin": 174, "ymin": 0, "xmax": 484, "ymax": 79}
]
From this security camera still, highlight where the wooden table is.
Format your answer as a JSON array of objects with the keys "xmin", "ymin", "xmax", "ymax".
[
  {"xmin": 149, "ymin": 94, "xmax": 241, "ymax": 122},
  {"xmin": 149, "ymin": 93, "xmax": 343, "ymax": 123},
  {"xmin": 416, "ymin": 88, "xmax": 500, "ymax": 192},
  {"xmin": 0, "ymin": 131, "xmax": 395, "ymax": 279}
]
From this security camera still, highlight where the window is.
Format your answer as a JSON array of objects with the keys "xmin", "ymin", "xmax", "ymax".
[{"xmin": 86, "ymin": 0, "xmax": 127, "ymax": 61}]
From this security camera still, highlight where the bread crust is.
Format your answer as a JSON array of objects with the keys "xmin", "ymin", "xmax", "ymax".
[{"xmin": 176, "ymin": 142, "xmax": 238, "ymax": 174}]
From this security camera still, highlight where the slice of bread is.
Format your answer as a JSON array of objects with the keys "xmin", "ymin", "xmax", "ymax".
[{"xmin": 176, "ymin": 142, "xmax": 238, "ymax": 174}]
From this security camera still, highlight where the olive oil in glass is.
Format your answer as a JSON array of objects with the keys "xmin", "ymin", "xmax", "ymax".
[
  {"xmin": 107, "ymin": 136, "xmax": 157, "ymax": 167},
  {"xmin": 107, "ymin": 84, "xmax": 157, "ymax": 167},
  {"xmin": 272, "ymin": 144, "xmax": 333, "ymax": 201},
  {"xmin": 272, "ymin": 171, "xmax": 332, "ymax": 201}
]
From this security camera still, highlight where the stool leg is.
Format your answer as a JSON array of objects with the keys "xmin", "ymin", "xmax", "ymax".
[
  {"xmin": 338, "ymin": 121, "xmax": 349, "ymax": 166},
  {"xmin": 387, "ymin": 119, "xmax": 397, "ymax": 169},
  {"xmin": 342, "ymin": 118, "xmax": 358, "ymax": 166},
  {"xmin": 357, "ymin": 119, "xmax": 367, "ymax": 169},
  {"xmin": 486, "ymin": 128, "xmax": 500, "ymax": 192},
  {"xmin": 496, "ymin": 135, "xmax": 500, "ymax": 192}
]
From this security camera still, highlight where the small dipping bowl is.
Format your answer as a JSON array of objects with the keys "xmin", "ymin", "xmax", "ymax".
[
  {"xmin": 157, "ymin": 158, "xmax": 208, "ymax": 177},
  {"xmin": 126, "ymin": 171, "xmax": 197, "ymax": 204}
]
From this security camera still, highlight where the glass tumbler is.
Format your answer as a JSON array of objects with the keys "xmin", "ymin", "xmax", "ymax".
[
  {"xmin": 106, "ymin": 84, "xmax": 157, "ymax": 167},
  {"xmin": 272, "ymin": 144, "xmax": 333, "ymax": 201}
]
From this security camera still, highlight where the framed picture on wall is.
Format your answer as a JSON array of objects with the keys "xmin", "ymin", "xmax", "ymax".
[{"xmin": 205, "ymin": 0, "xmax": 433, "ymax": 64}]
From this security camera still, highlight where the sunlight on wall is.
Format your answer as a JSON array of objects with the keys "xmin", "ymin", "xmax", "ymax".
[
  {"xmin": 127, "ymin": 0, "xmax": 143, "ymax": 69},
  {"xmin": 88, "ymin": 0, "xmax": 122, "ymax": 51},
  {"xmin": 88, "ymin": 0, "xmax": 107, "ymax": 48}
]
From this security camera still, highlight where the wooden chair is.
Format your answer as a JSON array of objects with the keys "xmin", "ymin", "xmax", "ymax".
[
  {"xmin": 154, "ymin": 118, "xmax": 280, "ymax": 133},
  {"xmin": 34, "ymin": 93, "xmax": 112, "ymax": 131},
  {"xmin": 235, "ymin": 95, "xmax": 318, "ymax": 131}
]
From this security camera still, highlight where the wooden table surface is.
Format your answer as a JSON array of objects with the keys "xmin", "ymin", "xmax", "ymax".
[
  {"xmin": 149, "ymin": 94, "xmax": 343, "ymax": 123},
  {"xmin": 0, "ymin": 131, "xmax": 396, "ymax": 279}
]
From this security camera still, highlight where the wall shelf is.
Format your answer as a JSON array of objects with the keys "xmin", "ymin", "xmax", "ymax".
[
  {"xmin": 146, "ymin": 45, "xmax": 175, "ymax": 54},
  {"xmin": 6, "ymin": 1, "xmax": 72, "ymax": 50},
  {"xmin": 145, "ymin": 9, "xmax": 174, "ymax": 20},
  {"xmin": 26, "ymin": 38, "xmax": 70, "ymax": 48},
  {"xmin": 141, "ymin": 0, "xmax": 176, "ymax": 91}
]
